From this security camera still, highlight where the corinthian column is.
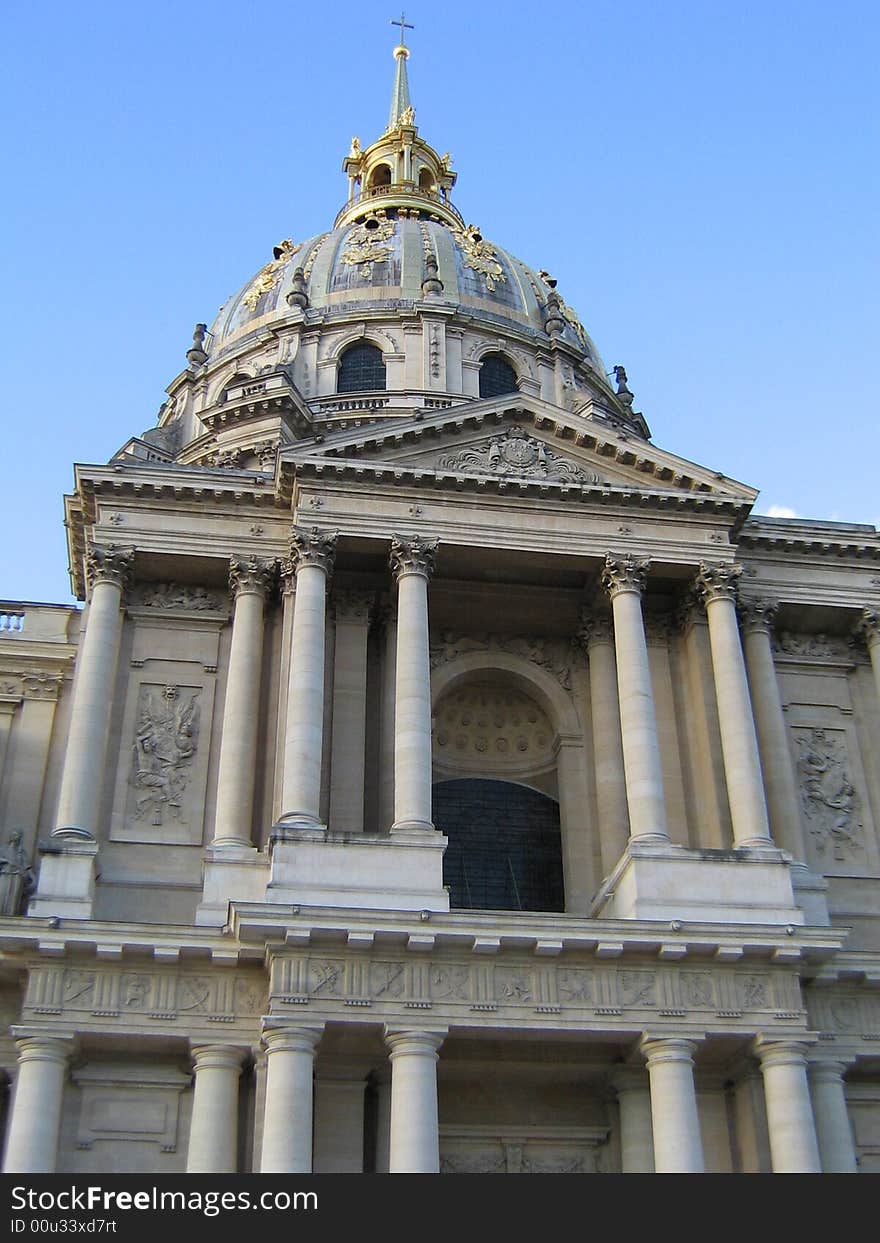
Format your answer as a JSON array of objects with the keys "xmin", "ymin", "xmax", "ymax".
[
  {"xmin": 696, "ymin": 563, "xmax": 772, "ymax": 849},
  {"xmin": 275, "ymin": 527, "xmax": 337, "ymax": 832},
  {"xmin": 53, "ymin": 545, "xmax": 134, "ymax": 840},
  {"xmin": 739, "ymin": 596, "xmax": 807, "ymax": 860},
  {"xmin": 212, "ymin": 556, "xmax": 274, "ymax": 847},
  {"xmin": 578, "ymin": 609, "xmax": 630, "ymax": 872},
  {"xmin": 600, "ymin": 554, "xmax": 668, "ymax": 843},
  {"xmin": 389, "ymin": 536, "xmax": 438, "ymax": 833},
  {"xmin": 855, "ymin": 607, "xmax": 880, "ymax": 704}
]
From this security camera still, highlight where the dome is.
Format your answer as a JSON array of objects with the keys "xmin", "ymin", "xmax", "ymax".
[
  {"xmin": 144, "ymin": 35, "xmax": 647, "ymax": 467},
  {"xmin": 207, "ymin": 216, "xmax": 602, "ymax": 370}
]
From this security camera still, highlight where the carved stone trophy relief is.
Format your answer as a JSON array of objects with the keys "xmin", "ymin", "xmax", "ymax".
[
  {"xmin": 128, "ymin": 684, "xmax": 201, "ymax": 827},
  {"xmin": 794, "ymin": 727, "xmax": 865, "ymax": 867}
]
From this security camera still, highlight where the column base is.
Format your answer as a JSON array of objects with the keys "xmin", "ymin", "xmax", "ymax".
[
  {"xmin": 390, "ymin": 818, "xmax": 436, "ymax": 834},
  {"xmin": 267, "ymin": 830, "xmax": 450, "ymax": 912},
  {"xmin": 271, "ymin": 813, "xmax": 326, "ymax": 839},
  {"xmin": 28, "ymin": 841, "xmax": 100, "ymax": 920},
  {"xmin": 591, "ymin": 840, "xmax": 805, "ymax": 925},
  {"xmin": 51, "ymin": 826, "xmax": 96, "ymax": 842},
  {"xmin": 195, "ymin": 843, "xmax": 269, "ymax": 927}
]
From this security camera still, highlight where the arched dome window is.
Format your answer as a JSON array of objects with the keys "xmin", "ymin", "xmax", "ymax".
[
  {"xmin": 479, "ymin": 352, "xmax": 518, "ymax": 399},
  {"xmin": 337, "ymin": 341, "xmax": 386, "ymax": 393},
  {"xmin": 418, "ymin": 168, "xmax": 435, "ymax": 193}
]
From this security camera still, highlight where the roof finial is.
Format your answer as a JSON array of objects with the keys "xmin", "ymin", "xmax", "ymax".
[{"xmin": 388, "ymin": 13, "xmax": 415, "ymax": 130}]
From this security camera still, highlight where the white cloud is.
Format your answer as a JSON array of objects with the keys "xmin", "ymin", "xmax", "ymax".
[{"xmin": 763, "ymin": 504, "xmax": 799, "ymax": 519}]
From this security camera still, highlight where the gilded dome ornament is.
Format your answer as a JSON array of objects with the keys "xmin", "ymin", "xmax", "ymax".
[
  {"xmin": 450, "ymin": 223, "xmax": 506, "ymax": 292},
  {"xmin": 341, "ymin": 214, "xmax": 396, "ymax": 273},
  {"xmin": 242, "ymin": 239, "xmax": 302, "ymax": 311}
]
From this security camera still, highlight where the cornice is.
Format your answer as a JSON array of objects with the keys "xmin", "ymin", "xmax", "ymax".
[
  {"xmin": 739, "ymin": 518, "xmax": 880, "ymax": 561},
  {"xmin": 228, "ymin": 904, "xmax": 846, "ymax": 965},
  {"xmin": 282, "ymin": 457, "xmax": 752, "ymax": 524}
]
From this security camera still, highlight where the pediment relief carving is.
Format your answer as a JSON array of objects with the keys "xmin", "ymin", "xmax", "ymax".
[{"xmin": 284, "ymin": 403, "xmax": 755, "ymax": 502}]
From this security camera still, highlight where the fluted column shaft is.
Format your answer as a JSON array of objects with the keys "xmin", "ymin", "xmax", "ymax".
[
  {"xmin": 54, "ymin": 546, "xmax": 133, "ymax": 839},
  {"xmin": 260, "ymin": 1027, "xmax": 323, "ymax": 1173},
  {"xmin": 390, "ymin": 537, "xmax": 438, "ymax": 833},
  {"xmin": 756, "ymin": 1039, "xmax": 821, "ymax": 1172},
  {"xmin": 809, "ymin": 1059, "xmax": 858, "ymax": 1173},
  {"xmin": 740, "ymin": 598, "xmax": 807, "ymax": 859},
  {"xmin": 641, "ymin": 1037, "xmax": 704, "ymax": 1173},
  {"xmin": 213, "ymin": 557, "xmax": 273, "ymax": 846},
  {"xmin": 385, "ymin": 1028, "xmax": 446, "ymax": 1173},
  {"xmin": 601, "ymin": 555, "xmax": 668, "ymax": 842},
  {"xmin": 697, "ymin": 564, "xmax": 772, "ymax": 848},
  {"xmin": 277, "ymin": 529, "xmax": 336, "ymax": 830},
  {"xmin": 580, "ymin": 612, "xmax": 630, "ymax": 871},
  {"xmin": 613, "ymin": 1069, "xmax": 655, "ymax": 1172},
  {"xmin": 186, "ymin": 1044, "xmax": 245, "ymax": 1173},
  {"xmin": 3, "ymin": 1034, "xmax": 74, "ymax": 1173}
]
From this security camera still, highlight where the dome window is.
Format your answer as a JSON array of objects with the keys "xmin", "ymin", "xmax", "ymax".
[
  {"xmin": 337, "ymin": 341, "xmax": 386, "ymax": 393},
  {"xmin": 479, "ymin": 352, "xmax": 518, "ymax": 399},
  {"xmin": 418, "ymin": 168, "xmax": 435, "ymax": 193}
]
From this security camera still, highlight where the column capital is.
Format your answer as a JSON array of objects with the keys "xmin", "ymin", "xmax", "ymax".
[
  {"xmin": 261, "ymin": 1024, "xmax": 325, "ymax": 1056},
  {"xmin": 695, "ymin": 560, "xmax": 742, "ymax": 606},
  {"xmin": 286, "ymin": 526, "xmax": 338, "ymax": 579},
  {"xmin": 854, "ymin": 606, "xmax": 880, "ymax": 650},
  {"xmin": 738, "ymin": 594, "xmax": 779, "ymax": 635},
  {"xmin": 12, "ymin": 1030, "xmax": 77, "ymax": 1065},
  {"xmin": 333, "ymin": 588, "xmax": 375, "ymax": 625},
  {"xmin": 753, "ymin": 1036, "xmax": 815, "ymax": 1069},
  {"xmin": 384, "ymin": 1027, "xmax": 448, "ymax": 1058},
  {"xmin": 85, "ymin": 544, "xmax": 135, "ymax": 593},
  {"xmin": 576, "ymin": 606, "xmax": 614, "ymax": 649},
  {"xmin": 807, "ymin": 1057, "xmax": 854, "ymax": 1085},
  {"xmin": 389, "ymin": 535, "xmax": 438, "ymax": 582},
  {"xmin": 601, "ymin": 552, "xmax": 649, "ymax": 600},
  {"xmin": 228, "ymin": 554, "xmax": 275, "ymax": 600},
  {"xmin": 639, "ymin": 1035, "xmax": 700, "ymax": 1067},
  {"xmin": 190, "ymin": 1042, "xmax": 248, "ymax": 1073}
]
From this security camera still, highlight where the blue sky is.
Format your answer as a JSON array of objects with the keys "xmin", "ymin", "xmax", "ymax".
[{"xmin": 1, "ymin": 1, "xmax": 877, "ymax": 603}]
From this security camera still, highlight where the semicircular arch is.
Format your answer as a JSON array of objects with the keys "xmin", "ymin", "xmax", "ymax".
[{"xmin": 431, "ymin": 650, "xmax": 580, "ymax": 739}]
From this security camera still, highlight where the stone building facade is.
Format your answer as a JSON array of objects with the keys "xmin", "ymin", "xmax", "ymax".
[{"xmin": 1, "ymin": 39, "xmax": 880, "ymax": 1174}]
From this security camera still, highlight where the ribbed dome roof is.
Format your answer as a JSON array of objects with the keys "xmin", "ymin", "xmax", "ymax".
[{"xmin": 207, "ymin": 216, "xmax": 603, "ymax": 374}]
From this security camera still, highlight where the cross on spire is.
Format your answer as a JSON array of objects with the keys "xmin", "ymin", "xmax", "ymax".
[{"xmin": 391, "ymin": 13, "xmax": 414, "ymax": 47}]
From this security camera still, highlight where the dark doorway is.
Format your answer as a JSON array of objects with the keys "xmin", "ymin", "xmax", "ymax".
[{"xmin": 433, "ymin": 778, "xmax": 564, "ymax": 912}]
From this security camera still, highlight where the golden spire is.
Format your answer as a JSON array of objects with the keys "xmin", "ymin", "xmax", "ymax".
[{"xmin": 388, "ymin": 13, "xmax": 415, "ymax": 129}]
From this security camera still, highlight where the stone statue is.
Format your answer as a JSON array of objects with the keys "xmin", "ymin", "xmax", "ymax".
[
  {"xmin": 0, "ymin": 831, "xmax": 35, "ymax": 915},
  {"xmin": 614, "ymin": 364, "xmax": 634, "ymax": 407},
  {"xmin": 440, "ymin": 151, "xmax": 453, "ymax": 171},
  {"xmin": 348, "ymin": 135, "xmax": 362, "ymax": 159}
]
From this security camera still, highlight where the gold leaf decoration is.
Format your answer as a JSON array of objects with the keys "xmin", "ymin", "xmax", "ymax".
[
  {"xmin": 450, "ymin": 223, "xmax": 506, "ymax": 292},
  {"xmin": 341, "ymin": 215, "xmax": 396, "ymax": 273},
  {"xmin": 242, "ymin": 239, "xmax": 302, "ymax": 312}
]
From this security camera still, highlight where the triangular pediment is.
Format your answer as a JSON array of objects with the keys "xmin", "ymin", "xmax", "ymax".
[{"xmin": 281, "ymin": 395, "xmax": 757, "ymax": 504}]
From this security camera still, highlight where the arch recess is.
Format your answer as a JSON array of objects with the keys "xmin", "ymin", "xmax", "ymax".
[{"xmin": 431, "ymin": 651, "xmax": 580, "ymax": 739}]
